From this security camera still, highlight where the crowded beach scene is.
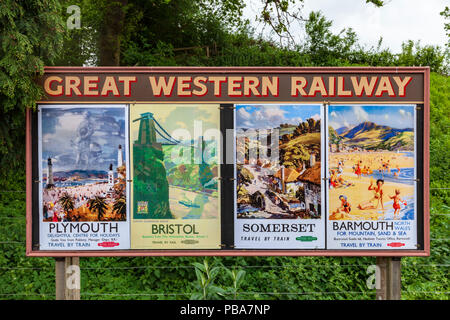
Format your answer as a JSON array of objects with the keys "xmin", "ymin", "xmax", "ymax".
[{"xmin": 328, "ymin": 105, "xmax": 416, "ymax": 221}]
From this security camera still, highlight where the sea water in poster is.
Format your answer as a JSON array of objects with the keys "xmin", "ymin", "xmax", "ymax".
[
  {"xmin": 39, "ymin": 105, "xmax": 130, "ymax": 250},
  {"xmin": 234, "ymin": 104, "xmax": 325, "ymax": 249},
  {"xmin": 130, "ymin": 104, "xmax": 221, "ymax": 249},
  {"xmin": 326, "ymin": 105, "xmax": 417, "ymax": 249}
]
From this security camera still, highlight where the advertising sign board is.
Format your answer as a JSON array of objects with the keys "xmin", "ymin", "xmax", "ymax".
[{"xmin": 26, "ymin": 67, "xmax": 429, "ymax": 256}]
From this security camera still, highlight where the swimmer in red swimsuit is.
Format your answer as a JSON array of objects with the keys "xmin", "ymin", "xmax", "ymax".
[
  {"xmin": 355, "ymin": 163, "xmax": 362, "ymax": 179},
  {"xmin": 389, "ymin": 189, "xmax": 405, "ymax": 219},
  {"xmin": 330, "ymin": 170, "xmax": 339, "ymax": 188},
  {"xmin": 393, "ymin": 166, "xmax": 400, "ymax": 178}
]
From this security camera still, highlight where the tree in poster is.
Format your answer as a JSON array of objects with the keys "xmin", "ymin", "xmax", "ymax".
[
  {"xmin": 113, "ymin": 197, "xmax": 127, "ymax": 221},
  {"xmin": 236, "ymin": 165, "xmax": 254, "ymax": 195},
  {"xmin": 58, "ymin": 192, "xmax": 75, "ymax": 219},
  {"xmin": 88, "ymin": 196, "xmax": 108, "ymax": 221}
]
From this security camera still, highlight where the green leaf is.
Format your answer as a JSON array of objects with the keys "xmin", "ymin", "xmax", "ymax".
[
  {"xmin": 193, "ymin": 262, "xmax": 206, "ymax": 272},
  {"xmin": 190, "ymin": 293, "xmax": 202, "ymax": 300},
  {"xmin": 236, "ymin": 270, "xmax": 246, "ymax": 286},
  {"xmin": 209, "ymin": 267, "xmax": 220, "ymax": 280},
  {"xmin": 194, "ymin": 267, "xmax": 203, "ymax": 282}
]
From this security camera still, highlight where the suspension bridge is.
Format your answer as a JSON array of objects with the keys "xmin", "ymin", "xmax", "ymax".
[
  {"xmin": 132, "ymin": 112, "xmax": 181, "ymax": 146},
  {"xmin": 132, "ymin": 112, "xmax": 218, "ymax": 218}
]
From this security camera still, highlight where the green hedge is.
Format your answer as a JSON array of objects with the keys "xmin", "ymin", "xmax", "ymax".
[{"xmin": 0, "ymin": 73, "xmax": 447, "ymax": 300}]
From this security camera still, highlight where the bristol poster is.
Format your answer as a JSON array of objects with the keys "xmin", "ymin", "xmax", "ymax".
[
  {"xmin": 130, "ymin": 104, "xmax": 221, "ymax": 249},
  {"xmin": 38, "ymin": 105, "xmax": 130, "ymax": 250},
  {"xmin": 326, "ymin": 105, "xmax": 417, "ymax": 250},
  {"xmin": 234, "ymin": 104, "xmax": 325, "ymax": 249}
]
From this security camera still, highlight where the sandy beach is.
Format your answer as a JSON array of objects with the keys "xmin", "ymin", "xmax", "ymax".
[
  {"xmin": 329, "ymin": 151, "xmax": 415, "ymax": 220},
  {"xmin": 329, "ymin": 151, "xmax": 414, "ymax": 172}
]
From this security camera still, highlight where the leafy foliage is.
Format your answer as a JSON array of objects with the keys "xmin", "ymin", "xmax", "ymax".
[
  {"xmin": 440, "ymin": 7, "xmax": 450, "ymax": 49},
  {"xmin": 0, "ymin": 0, "xmax": 448, "ymax": 300},
  {"xmin": 0, "ymin": 0, "xmax": 65, "ymax": 178},
  {"xmin": 190, "ymin": 260, "xmax": 225, "ymax": 300},
  {"xmin": 224, "ymin": 268, "xmax": 246, "ymax": 299}
]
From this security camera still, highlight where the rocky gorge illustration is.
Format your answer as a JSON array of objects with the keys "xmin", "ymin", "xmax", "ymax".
[{"xmin": 132, "ymin": 108, "xmax": 219, "ymax": 220}]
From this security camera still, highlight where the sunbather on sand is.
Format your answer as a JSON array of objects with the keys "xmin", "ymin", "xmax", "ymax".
[{"xmin": 358, "ymin": 178, "xmax": 385, "ymax": 210}]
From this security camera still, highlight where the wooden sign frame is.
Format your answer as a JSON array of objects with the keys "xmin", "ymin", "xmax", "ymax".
[{"xmin": 26, "ymin": 66, "xmax": 430, "ymax": 257}]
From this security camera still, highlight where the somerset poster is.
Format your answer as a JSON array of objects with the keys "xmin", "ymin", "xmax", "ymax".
[
  {"xmin": 130, "ymin": 104, "xmax": 221, "ymax": 249},
  {"xmin": 234, "ymin": 104, "xmax": 325, "ymax": 249},
  {"xmin": 326, "ymin": 105, "xmax": 417, "ymax": 249},
  {"xmin": 38, "ymin": 105, "xmax": 130, "ymax": 250}
]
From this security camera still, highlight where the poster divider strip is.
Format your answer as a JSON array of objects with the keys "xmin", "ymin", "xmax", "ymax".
[
  {"xmin": 416, "ymin": 104, "xmax": 425, "ymax": 250},
  {"xmin": 323, "ymin": 102, "xmax": 328, "ymax": 250},
  {"xmin": 220, "ymin": 104, "xmax": 235, "ymax": 249}
]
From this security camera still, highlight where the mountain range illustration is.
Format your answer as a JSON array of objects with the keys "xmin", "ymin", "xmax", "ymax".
[
  {"xmin": 330, "ymin": 121, "xmax": 414, "ymax": 151},
  {"xmin": 43, "ymin": 170, "xmax": 108, "ymax": 179}
]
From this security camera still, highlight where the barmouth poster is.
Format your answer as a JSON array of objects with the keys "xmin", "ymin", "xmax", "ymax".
[
  {"xmin": 129, "ymin": 104, "xmax": 221, "ymax": 249},
  {"xmin": 326, "ymin": 105, "xmax": 417, "ymax": 250},
  {"xmin": 234, "ymin": 104, "xmax": 325, "ymax": 249},
  {"xmin": 38, "ymin": 105, "xmax": 130, "ymax": 250}
]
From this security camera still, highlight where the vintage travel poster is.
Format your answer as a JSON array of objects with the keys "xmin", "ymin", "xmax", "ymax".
[
  {"xmin": 234, "ymin": 104, "xmax": 325, "ymax": 249},
  {"xmin": 326, "ymin": 105, "xmax": 417, "ymax": 249},
  {"xmin": 38, "ymin": 105, "xmax": 130, "ymax": 250},
  {"xmin": 129, "ymin": 104, "xmax": 221, "ymax": 249}
]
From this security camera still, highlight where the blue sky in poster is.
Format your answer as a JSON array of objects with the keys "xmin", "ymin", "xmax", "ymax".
[
  {"xmin": 236, "ymin": 104, "xmax": 321, "ymax": 129},
  {"xmin": 41, "ymin": 106, "xmax": 126, "ymax": 172},
  {"xmin": 328, "ymin": 105, "xmax": 415, "ymax": 130}
]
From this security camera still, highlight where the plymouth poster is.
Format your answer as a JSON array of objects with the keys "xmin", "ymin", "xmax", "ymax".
[{"xmin": 38, "ymin": 105, "xmax": 130, "ymax": 250}]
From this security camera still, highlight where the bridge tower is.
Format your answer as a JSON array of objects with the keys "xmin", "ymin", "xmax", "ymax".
[{"xmin": 136, "ymin": 112, "xmax": 162, "ymax": 150}]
